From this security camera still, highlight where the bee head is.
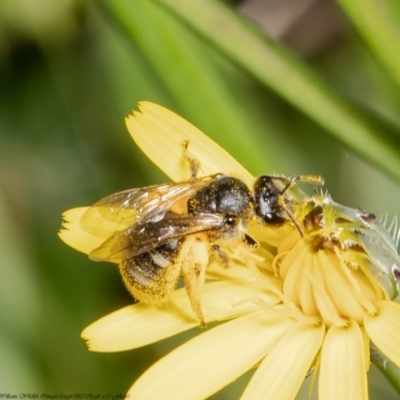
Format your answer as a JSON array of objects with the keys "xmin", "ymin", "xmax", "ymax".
[{"xmin": 253, "ymin": 175, "xmax": 286, "ymax": 225}]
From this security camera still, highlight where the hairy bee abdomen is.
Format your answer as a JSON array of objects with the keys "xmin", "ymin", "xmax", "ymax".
[{"xmin": 119, "ymin": 238, "xmax": 183, "ymax": 305}]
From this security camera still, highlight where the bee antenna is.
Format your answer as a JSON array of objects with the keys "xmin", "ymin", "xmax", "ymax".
[
  {"xmin": 271, "ymin": 176, "xmax": 302, "ymax": 237},
  {"xmin": 279, "ymin": 176, "xmax": 300, "ymax": 196},
  {"xmin": 279, "ymin": 202, "xmax": 304, "ymax": 237},
  {"xmin": 274, "ymin": 197, "xmax": 303, "ymax": 238},
  {"xmin": 278, "ymin": 174, "xmax": 323, "ymax": 196}
]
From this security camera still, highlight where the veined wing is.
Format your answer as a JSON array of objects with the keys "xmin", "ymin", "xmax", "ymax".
[
  {"xmin": 80, "ymin": 175, "xmax": 219, "ymax": 238},
  {"xmin": 88, "ymin": 212, "xmax": 225, "ymax": 262}
]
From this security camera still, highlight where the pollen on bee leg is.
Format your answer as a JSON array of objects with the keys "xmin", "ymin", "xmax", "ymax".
[
  {"xmin": 181, "ymin": 234, "xmax": 209, "ymax": 327},
  {"xmin": 211, "ymin": 245, "xmax": 232, "ymax": 268},
  {"xmin": 183, "ymin": 260, "xmax": 207, "ymax": 327},
  {"xmin": 181, "ymin": 140, "xmax": 201, "ymax": 179}
]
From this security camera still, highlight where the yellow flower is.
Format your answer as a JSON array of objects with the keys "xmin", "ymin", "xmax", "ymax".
[{"xmin": 59, "ymin": 102, "xmax": 400, "ymax": 400}]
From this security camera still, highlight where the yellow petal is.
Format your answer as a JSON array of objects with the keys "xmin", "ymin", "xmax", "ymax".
[
  {"xmin": 311, "ymin": 254, "xmax": 344, "ymax": 327},
  {"xmin": 298, "ymin": 253, "xmax": 318, "ymax": 316},
  {"xmin": 58, "ymin": 203, "xmax": 136, "ymax": 255},
  {"xmin": 319, "ymin": 251, "xmax": 367, "ymax": 322},
  {"xmin": 125, "ymin": 102, "xmax": 253, "ymax": 185},
  {"xmin": 249, "ymin": 220, "xmax": 294, "ymax": 248},
  {"xmin": 364, "ymin": 300, "xmax": 400, "ymax": 367},
  {"xmin": 319, "ymin": 320, "xmax": 368, "ymax": 400},
  {"xmin": 281, "ymin": 247, "xmax": 307, "ymax": 304},
  {"xmin": 82, "ymin": 280, "xmax": 278, "ymax": 352},
  {"xmin": 58, "ymin": 207, "xmax": 105, "ymax": 254},
  {"xmin": 128, "ymin": 311, "xmax": 294, "ymax": 400},
  {"xmin": 241, "ymin": 322, "xmax": 325, "ymax": 400},
  {"xmin": 206, "ymin": 257, "xmax": 261, "ymax": 284}
]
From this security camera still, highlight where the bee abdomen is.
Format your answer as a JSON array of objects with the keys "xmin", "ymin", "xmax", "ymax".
[{"xmin": 119, "ymin": 239, "xmax": 183, "ymax": 305}]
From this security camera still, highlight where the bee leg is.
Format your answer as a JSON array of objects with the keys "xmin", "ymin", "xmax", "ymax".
[
  {"xmin": 181, "ymin": 139, "xmax": 200, "ymax": 178},
  {"xmin": 244, "ymin": 234, "xmax": 258, "ymax": 249},
  {"xmin": 181, "ymin": 234, "xmax": 209, "ymax": 327},
  {"xmin": 211, "ymin": 244, "xmax": 232, "ymax": 268}
]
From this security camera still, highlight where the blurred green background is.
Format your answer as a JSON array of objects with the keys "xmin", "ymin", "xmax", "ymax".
[{"xmin": 1, "ymin": 0, "xmax": 400, "ymax": 398}]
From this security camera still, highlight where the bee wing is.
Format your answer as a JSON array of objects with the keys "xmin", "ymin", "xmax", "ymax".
[
  {"xmin": 88, "ymin": 212, "xmax": 225, "ymax": 262},
  {"xmin": 80, "ymin": 176, "xmax": 216, "ymax": 238}
]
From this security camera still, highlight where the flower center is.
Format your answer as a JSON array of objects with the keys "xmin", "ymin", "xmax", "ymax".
[{"xmin": 275, "ymin": 226, "xmax": 386, "ymax": 327}]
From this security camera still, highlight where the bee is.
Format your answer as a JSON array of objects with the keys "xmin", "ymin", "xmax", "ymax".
[
  {"xmin": 80, "ymin": 174, "xmax": 255, "ymax": 327},
  {"xmin": 253, "ymin": 174, "xmax": 324, "ymax": 236},
  {"xmin": 78, "ymin": 166, "xmax": 322, "ymax": 326}
]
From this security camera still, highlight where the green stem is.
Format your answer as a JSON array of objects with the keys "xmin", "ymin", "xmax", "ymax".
[{"xmin": 375, "ymin": 359, "xmax": 400, "ymax": 396}]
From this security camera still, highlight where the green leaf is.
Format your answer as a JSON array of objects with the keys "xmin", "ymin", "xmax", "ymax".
[
  {"xmin": 99, "ymin": 0, "xmax": 278, "ymax": 174},
  {"xmin": 153, "ymin": 0, "xmax": 400, "ymax": 182},
  {"xmin": 336, "ymin": 0, "xmax": 400, "ymax": 90}
]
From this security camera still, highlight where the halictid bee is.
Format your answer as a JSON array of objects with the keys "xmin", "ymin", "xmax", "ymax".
[{"xmin": 79, "ymin": 159, "xmax": 322, "ymax": 326}]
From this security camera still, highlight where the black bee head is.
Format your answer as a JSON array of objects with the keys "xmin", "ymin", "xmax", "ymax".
[{"xmin": 253, "ymin": 175, "xmax": 286, "ymax": 225}]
